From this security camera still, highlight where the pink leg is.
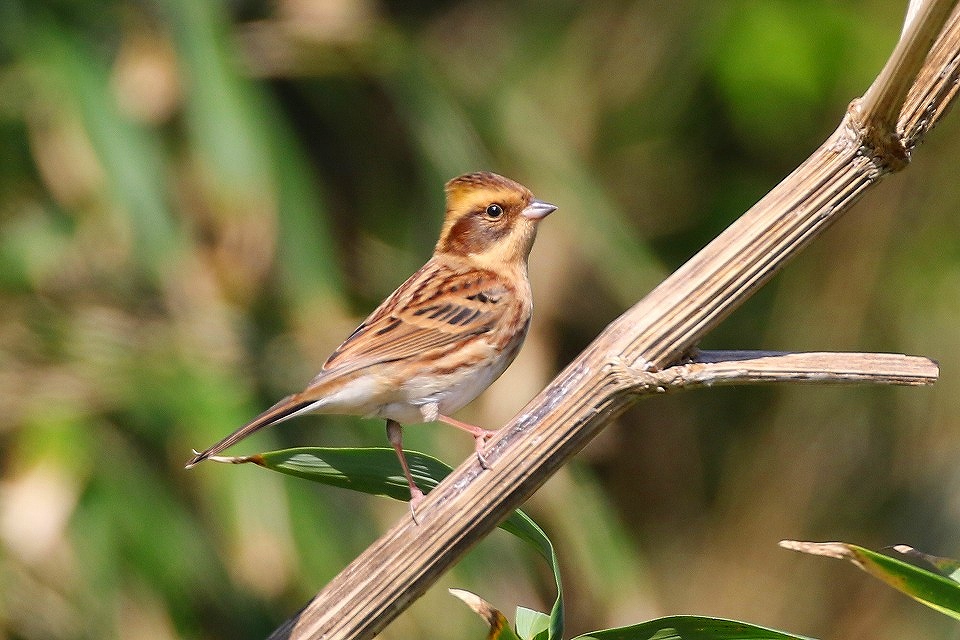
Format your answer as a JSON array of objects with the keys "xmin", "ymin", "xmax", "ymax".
[
  {"xmin": 437, "ymin": 415, "xmax": 498, "ymax": 469},
  {"xmin": 386, "ymin": 419, "xmax": 424, "ymax": 523}
]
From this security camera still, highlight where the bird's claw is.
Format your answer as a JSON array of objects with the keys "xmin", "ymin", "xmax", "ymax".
[
  {"xmin": 474, "ymin": 431, "xmax": 497, "ymax": 469},
  {"xmin": 408, "ymin": 487, "xmax": 425, "ymax": 525}
]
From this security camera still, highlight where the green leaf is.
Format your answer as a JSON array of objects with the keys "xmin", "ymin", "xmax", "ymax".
[
  {"xmin": 31, "ymin": 21, "xmax": 180, "ymax": 279},
  {"xmin": 891, "ymin": 545, "xmax": 960, "ymax": 583},
  {"xmin": 159, "ymin": 0, "xmax": 341, "ymax": 300},
  {"xmin": 228, "ymin": 446, "xmax": 452, "ymax": 502},
  {"xmin": 572, "ymin": 615, "xmax": 816, "ymax": 640},
  {"xmin": 499, "ymin": 518, "xmax": 563, "ymax": 640},
  {"xmin": 780, "ymin": 540, "xmax": 960, "ymax": 620},
  {"xmin": 221, "ymin": 447, "xmax": 565, "ymax": 638},
  {"xmin": 515, "ymin": 607, "xmax": 551, "ymax": 640}
]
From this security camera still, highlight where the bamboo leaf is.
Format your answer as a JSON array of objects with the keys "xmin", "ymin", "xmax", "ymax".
[
  {"xmin": 780, "ymin": 540, "xmax": 960, "ymax": 619},
  {"xmin": 572, "ymin": 615, "xmax": 816, "ymax": 640}
]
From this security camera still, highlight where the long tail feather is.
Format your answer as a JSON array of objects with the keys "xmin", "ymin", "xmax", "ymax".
[{"xmin": 185, "ymin": 394, "xmax": 314, "ymax": 468}]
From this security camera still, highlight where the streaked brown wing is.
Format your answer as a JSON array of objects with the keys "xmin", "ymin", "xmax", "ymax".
[{"xmin": 315, "ymin": 260, "xmax": 514, "ymax": 379}]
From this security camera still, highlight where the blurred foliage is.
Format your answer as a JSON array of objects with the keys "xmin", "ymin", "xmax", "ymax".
[{"xmin": 1, "ymin": 1, "xmax": 959, "ymax": 639}]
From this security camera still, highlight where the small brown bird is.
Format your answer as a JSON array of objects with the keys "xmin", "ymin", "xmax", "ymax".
[{"xmin": 186, "ymin": 172, "xmax": 555, "ymax": 516}]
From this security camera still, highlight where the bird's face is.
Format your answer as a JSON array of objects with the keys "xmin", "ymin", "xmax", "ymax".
[{"xmin": 435, "ymin": 172, "xmax": 556, "ymax": 268}]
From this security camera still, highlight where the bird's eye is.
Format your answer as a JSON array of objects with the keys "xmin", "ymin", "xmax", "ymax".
[{"xmin": 485, "ymin": 203, "xmax": 504, "ymax": 219}]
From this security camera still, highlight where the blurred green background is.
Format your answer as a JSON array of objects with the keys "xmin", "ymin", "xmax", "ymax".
[{"xmin": 2, "ymin": 1, "xmax": 960, "ymax": 638}]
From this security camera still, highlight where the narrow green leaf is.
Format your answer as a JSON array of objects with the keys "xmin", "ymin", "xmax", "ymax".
[
  {"xmin": 220, "ymin": 447, "xmax": 565, "ymax": 639},
  {"xmin": 572, "ymin": 615, "xmax": 816, "ymax": 640},
  {"xmin": 781, "ymin": 540, "xmax": 960, "ymax": 620},
  {"xmin": 160, "ymin": 0, "xmax": 264, "ymax": 188},
  {"xmin": 499, "ymin": 516, "xmax": 564, "ymax": 640},
  {"xmin": 159, "ymin": 0, "xmax": 341, "ymax": 299},
  {"xmin": 891, "ymin": 545, "xmax": 960, "ymax": 583},
  {"xmin": 234, "ymin": 447, "xmax": 450, "ymax": 502},
  {"xmin": 31, "ymin": 22, "xmax": 180, "ymax": 278}
]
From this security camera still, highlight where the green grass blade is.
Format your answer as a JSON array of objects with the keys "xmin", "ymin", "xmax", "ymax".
[
  {"xmin": 781, "ymin": 540, "xmax": 960, "ymax": 620},
  {"xmin": 891, "ymin": 544, "xmax": 960, "ymax": 583},
  {"xmin": 159, "ymin": 0, "xmax": 341, "ymax": 299},
  {"xmin": 31, "ymin": 21, "xmax": 180, "ymax": 279},
  {"xmin": 572, "ymin": 615, "xmax": 817, "ymax": 640},
  {"xmin": 232, "ymin": 447, "xmax": 450, "ymax": 502},
  {"xmin": 499, "ymin": 515, "xmax": 564, "ymax": 640}
]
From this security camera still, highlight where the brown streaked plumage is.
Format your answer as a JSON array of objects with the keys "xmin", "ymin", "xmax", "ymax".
[{"xmin": 186, "ymin": 171, "xmax": 556, "ymax": 519}]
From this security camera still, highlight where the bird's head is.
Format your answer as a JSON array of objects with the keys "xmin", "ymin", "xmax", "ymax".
[{"xmin": 435, "ymin": 172, "xmax": 556, "ymax": 268}]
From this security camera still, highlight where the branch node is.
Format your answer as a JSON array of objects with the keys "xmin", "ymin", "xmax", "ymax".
[
  {"xmin": 846, "ymin": 98, "xmax": 911, "ymax": 172},
  {"xmin": 603, "ymin": 355, "xmax": 663, "ymax": 393}
]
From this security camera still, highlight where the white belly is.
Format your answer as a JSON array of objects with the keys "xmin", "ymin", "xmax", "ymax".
[{"xmin": 375, "ymin": 346, "xmax": 515, "ymax": 424}]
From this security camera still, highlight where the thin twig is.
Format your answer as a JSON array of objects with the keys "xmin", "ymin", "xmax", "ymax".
[{"xmin": 616, "ymin": 351, "xmax": 940, "ymax": 392}]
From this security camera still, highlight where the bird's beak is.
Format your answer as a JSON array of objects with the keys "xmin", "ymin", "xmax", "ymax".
[{"xmin": 521, "ymin": 199, "xmax": 557, "ymax": 220}]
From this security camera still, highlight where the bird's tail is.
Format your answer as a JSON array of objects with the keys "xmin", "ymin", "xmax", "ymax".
[{"xmin": 185, "ymin": 394, "xmax": 316, "ymax": 468}]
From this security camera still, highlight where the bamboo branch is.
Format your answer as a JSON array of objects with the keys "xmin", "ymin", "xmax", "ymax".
[
  {"xmin": 624, "ymin": 351, "xmax": 939, "ymax": 391},
  {"xmin": 269, "ymin": 3, "xmax": 960, "ymax": 638},
  {"xmin": 856, "ymin": 0, "xmax": 958, "ymax": 160}
]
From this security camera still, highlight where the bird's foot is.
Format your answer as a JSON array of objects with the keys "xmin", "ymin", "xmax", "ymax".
[
  {"xmin": 438, "ymin": 415, "xmax": 498, "ymax": 469},
  {"xmin": 408, "ymin": 486, "xmax": 425, "ymax": 524}
]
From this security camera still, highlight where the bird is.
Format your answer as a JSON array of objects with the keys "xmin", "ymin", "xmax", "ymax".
[{"xmin": 186, "ymin": 171, "xmax": 556, "ymax": 518}]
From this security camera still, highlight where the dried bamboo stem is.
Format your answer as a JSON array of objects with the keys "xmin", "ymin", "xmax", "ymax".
[
  {"xmin": 269, "ymin": 2, "xmax": 960, "ymax": 638},
  {"xmin": 626, "ymin": 351, "xmax": 939, "ymax": 390}
]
